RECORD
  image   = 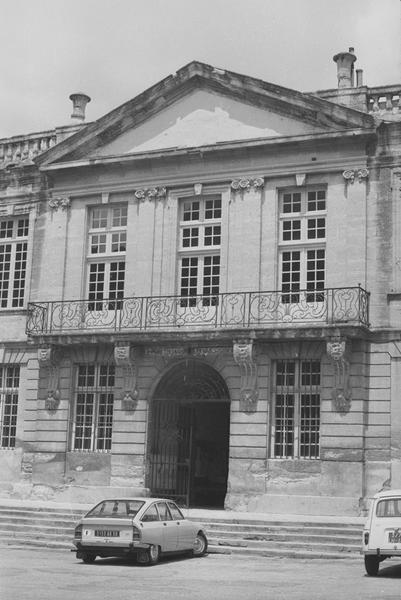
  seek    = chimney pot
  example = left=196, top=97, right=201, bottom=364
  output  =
left=69, top=93, right=91, bottom=121
left=333, top=48, right=357, bottom=89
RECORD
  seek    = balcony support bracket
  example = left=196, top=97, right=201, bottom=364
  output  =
left=233, top=337, right=258, bottom=413
left=114, top=344, right=138, bottom=410
left=326, top=336, right=352, bottom=413
left=38, top=346, right=62, bottom=412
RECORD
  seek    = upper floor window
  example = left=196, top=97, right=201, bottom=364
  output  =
left=0, top=217, right=29, bottom=309
left=178, top=195, right=221, bottom=306
left=278, top=189, right=326, bottom=303
left=87, top=205, right=127, bottom=310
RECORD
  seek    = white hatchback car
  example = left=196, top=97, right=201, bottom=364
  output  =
left=362, top=489, right=401, bottom=575
left=73, top=497, right=208, bottom=565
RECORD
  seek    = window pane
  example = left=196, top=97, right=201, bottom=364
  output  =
left=0, top=244, right=11, bottom=308
left=182, top=200, right=199, bottom=221
left=91, top=208, right=108, bottom=229
left=0, top=366, right=20, bottom=449
left=112, top=206, right=128, bottom=227
left=204, top=197, right=221, bottom=219
left=180, top=257, right=198, bottom=306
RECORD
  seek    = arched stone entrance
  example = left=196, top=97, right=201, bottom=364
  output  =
left=147, top=359, right=230, bottom=508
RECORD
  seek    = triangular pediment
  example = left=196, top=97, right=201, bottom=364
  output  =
left=37, top=61, right=376, bottom=168
left=90, top=89, right=326, bottom=157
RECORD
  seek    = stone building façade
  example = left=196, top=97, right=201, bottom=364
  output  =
left=0, top=49, right=401, bottom=515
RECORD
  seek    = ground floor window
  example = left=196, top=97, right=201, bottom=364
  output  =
left=272, top=359, right=320, bottom=459
left=0, top=365, right=20, bottom=448
left=72, top=364, right=115, bottom=451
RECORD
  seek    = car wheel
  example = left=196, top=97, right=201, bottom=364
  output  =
left=138, top=545, right=160, bottom=566
left=364, top=555, right=380, bottom=576
left=148, top=544, right=160, bottom=565
left=81, top=553, right=96, bottom=564
left=193, top=532, right=208, bottom=557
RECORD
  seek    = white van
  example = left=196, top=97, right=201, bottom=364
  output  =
left=362, top=489, right=401, bottom=575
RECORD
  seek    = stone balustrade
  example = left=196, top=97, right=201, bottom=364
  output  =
left=0, top=123, right=87, bottom=168
left=368, top=86, right=401, bottom=117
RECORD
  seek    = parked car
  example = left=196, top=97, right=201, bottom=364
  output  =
left=72, top=497, right=208, bottom=565
left=362, top=489, right=401, bottom=575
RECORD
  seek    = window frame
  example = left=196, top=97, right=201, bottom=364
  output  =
left=86, top=205, right=127, bottom=310
left=271, top=359, right=321, bottom=460
left=178, top=194, right=222, bottom=305
left=0, top=216, right=29, bottom=310
left=278, top=188, right=327, bottom=302
left=0, top=365, right=20, bottom=449
left=71, top=363, right=115, bottom=452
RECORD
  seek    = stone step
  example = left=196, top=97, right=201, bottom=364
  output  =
left=206, top=529, right=360, bottom=545
left=202, top=522, right=362, bottom=537
left=0, top=504, right=363, bottom=559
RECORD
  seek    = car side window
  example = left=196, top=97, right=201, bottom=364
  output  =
left=157, top=502, right=173, bottom=521
left=168, top=502, right=184, bottom=520
left=141, top=504, right=160, bottom=522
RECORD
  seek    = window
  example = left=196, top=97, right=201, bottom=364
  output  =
left=272, top=359, right=320, bottom=459
left=72, top=364, right=115, bottom=451
left=0, top=366, right=20, bottom=448
left=178, top=195, right=221, bottom=306
left=279, top=190, right=326, bottom=303
left=0, top=217, right=29, bottom=309
left=141, top=504, right=160, bottom=522
left=87, top=206, right=127, bottom=310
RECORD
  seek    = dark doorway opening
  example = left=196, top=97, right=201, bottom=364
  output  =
left=147, top=359, right=230, bottom=508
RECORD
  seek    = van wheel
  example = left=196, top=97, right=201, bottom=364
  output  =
left=364, top=555, right=380, bottom=576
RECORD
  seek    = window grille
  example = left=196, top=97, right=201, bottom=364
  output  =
left=0, top=366, right=20, bottom=448
left=72, top=364, right=115, bottom=451
left=0, top=217, right=29, bottom=309
left=272, top=359, right=320, bottom=459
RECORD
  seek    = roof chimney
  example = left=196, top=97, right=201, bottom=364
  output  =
left=333, top=47, right=357, bottom=88
left=69, top=93, right=91, bottom=121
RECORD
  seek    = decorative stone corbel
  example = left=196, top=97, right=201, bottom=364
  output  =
left=48, top=196, right=71, bottom=211
left=134, top=187, right=167, bottom=201
left=342, top=168, right=369, bottom=184
left=114, top=344, right=138, bottom=410
left=233, top=338, right=258, bottom=413
left=231, top=177, right=264, bottom=192
left=38, top=347, right=61, bottom=411
left=326, top=337, right=351, bottom=413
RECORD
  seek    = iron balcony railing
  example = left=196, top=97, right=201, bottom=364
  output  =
left=26, top=286, right=369, bottom=336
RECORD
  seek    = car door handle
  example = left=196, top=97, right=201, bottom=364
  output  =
left=163, top=522, right=167, bottom=526
left=177, top=522, right=180, bottom=525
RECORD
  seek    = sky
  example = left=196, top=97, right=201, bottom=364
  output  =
left=0, top=0, right=400, bottom=139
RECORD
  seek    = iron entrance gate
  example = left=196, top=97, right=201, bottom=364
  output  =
left=147, top=400, right=194, bottom=507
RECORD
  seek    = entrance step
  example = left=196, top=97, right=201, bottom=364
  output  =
left=0, top=503, right=364, bottom=559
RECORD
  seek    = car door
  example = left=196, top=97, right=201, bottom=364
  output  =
left=168, top=501, right=195, bottom=551
left=156, top=501, right=179, bottom=551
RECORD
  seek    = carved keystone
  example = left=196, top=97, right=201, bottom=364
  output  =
left=114, top=344, right=138, bottom=410
left=233, top=338, right=258, bottom=413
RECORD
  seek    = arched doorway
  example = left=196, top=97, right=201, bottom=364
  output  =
left=147, top=359, right=230, bottom=508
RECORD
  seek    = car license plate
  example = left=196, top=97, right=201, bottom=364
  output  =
left=95, top=530, right=120, bottom=537
left=388, top=529, right=401, bottom=543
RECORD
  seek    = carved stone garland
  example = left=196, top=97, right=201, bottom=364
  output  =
left=38, top=347, right=61, bottom=411
left=48, top=196, right=71, bottom=211
left=326, top=338, right=351, bottom=413
left=342, top=168, right=369, bottom=184
left=233, top=338, right=258, bottom=413
left=231, top=177, right=264, bottom=192
left=134, top=187, right=167, bottom=201
left=114, top=344, right=138, bottom=410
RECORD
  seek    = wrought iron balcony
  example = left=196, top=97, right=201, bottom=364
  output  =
left=26, top=287, right=369, bottom=336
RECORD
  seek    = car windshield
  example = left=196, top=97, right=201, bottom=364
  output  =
left=376, top=498, right=401, bottom=517
left=85, top=500, right=145, bottom=518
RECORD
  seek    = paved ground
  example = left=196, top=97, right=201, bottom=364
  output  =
left=1, top=545, right=400, bottom=600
